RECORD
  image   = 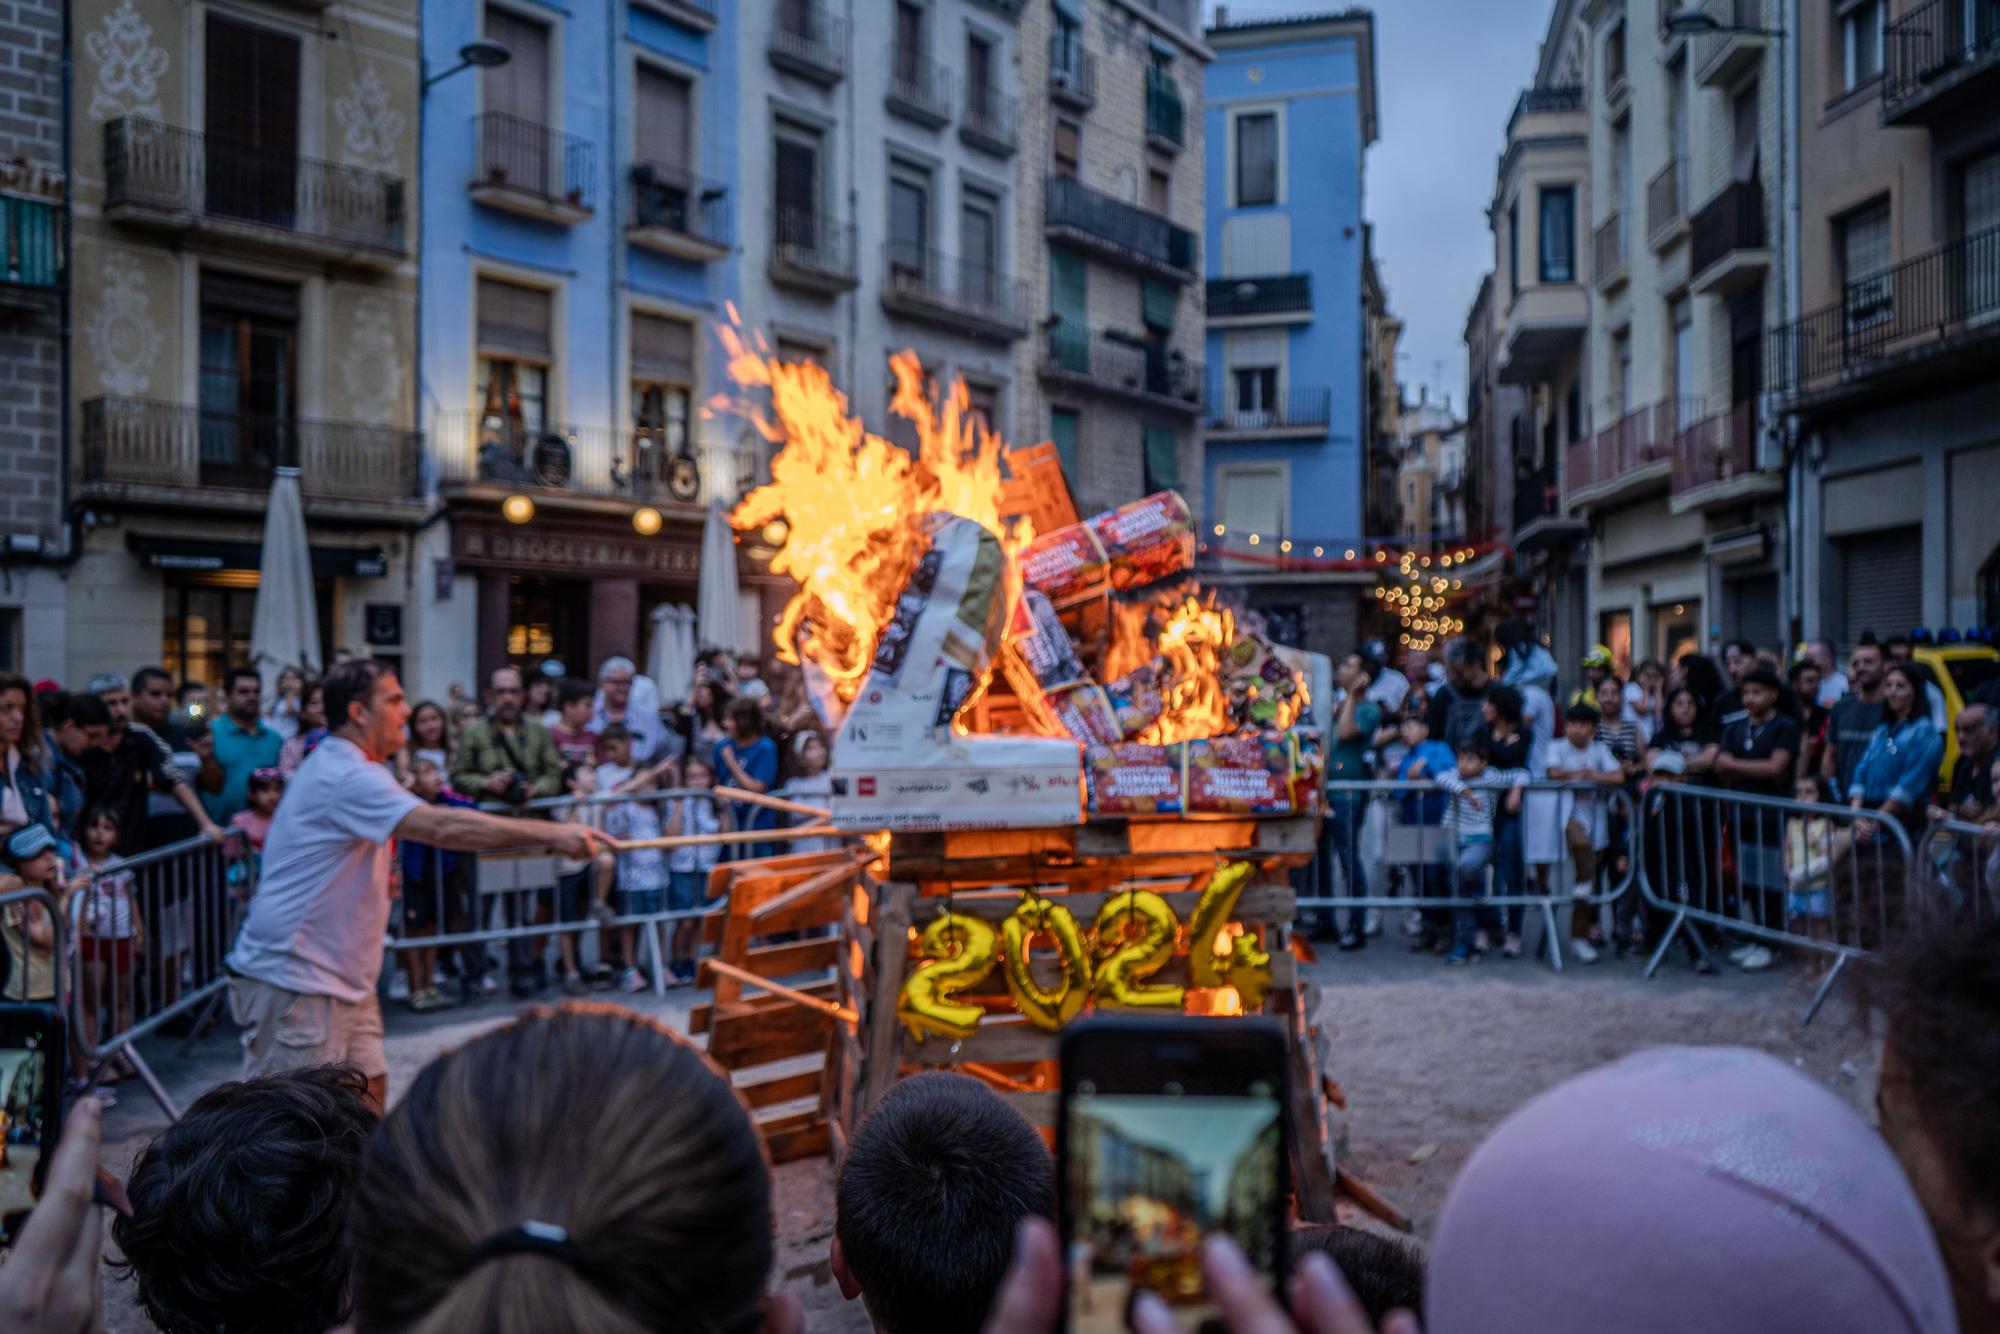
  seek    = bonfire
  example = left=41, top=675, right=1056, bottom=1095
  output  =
left=716, top=326, right=1318, bottom=832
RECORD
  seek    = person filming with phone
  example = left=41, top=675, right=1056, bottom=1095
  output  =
left=226, top=661, right=604, bottom=1112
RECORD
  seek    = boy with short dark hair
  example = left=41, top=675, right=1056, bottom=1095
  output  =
left=113, top=1066, right=377, bottom=1334
left=1544, top=703, right=1625, bottom=963
left=550, top=677, right=600, bottom=766
left=1394, top=705, right=1457, bottom=953
left=1435, top=732, right=1530, bottom=965
left=397, top=757, right=476, bottom=1012
left=833, top=1072, right=1053, bottom=1334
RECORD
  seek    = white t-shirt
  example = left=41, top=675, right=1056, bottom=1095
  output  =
left=1548, top=736, right=1618, bottom=850
left=226, top=736, right=420, bottom=1003
left=1365, top=670, right=1410, bottom=713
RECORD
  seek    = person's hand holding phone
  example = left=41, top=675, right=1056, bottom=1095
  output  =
left=0, top=1096, right=104, bottom=1334
left=981, top=1220, right=1422, bottom=1334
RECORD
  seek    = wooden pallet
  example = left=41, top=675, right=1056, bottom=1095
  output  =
left=838, top=819, right=1339, bottom=1222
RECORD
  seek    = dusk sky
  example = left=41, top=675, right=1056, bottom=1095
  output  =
left=1204, top=0, right=1552, bottom=413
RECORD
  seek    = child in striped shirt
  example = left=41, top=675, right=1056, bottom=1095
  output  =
left=1434, top=733, right=1532, bottom=965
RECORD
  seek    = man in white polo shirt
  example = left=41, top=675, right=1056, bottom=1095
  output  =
left=227, top=659, right=605, bottom=1110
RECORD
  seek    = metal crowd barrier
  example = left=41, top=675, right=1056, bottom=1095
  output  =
left=1911, top=816, right=2000, bottom=927
left=389, top=785, right=841, bottom=998
left=1635, top=785, right=1916, bottom=1023
left=1303, top=780, right=1640, bottom=971
left=63, top=830, right=251, bottom=1117
left=2, top=885, right=66, bottom=1007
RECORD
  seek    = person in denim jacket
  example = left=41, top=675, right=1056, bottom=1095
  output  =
left=1848, top=663, right=1945, bottom=843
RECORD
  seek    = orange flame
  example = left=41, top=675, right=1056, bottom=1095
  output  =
left=1141, top=597, right=1237, bottom=745
left=719, top=321, right=1031, bottom=701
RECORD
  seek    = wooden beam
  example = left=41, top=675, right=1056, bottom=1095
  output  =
left=705, top=960, right=858, bottom=1026
left=715, top=785, right=834, bottom=820
left=750, top=861, right=863, bottom=922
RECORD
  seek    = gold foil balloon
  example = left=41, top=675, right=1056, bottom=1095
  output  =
left=1186, top=861, right=1272, bottom=1011
left=1000, top=892, right=1092, bottom=1031
left=1090, top=890, right=1186, bottom=1011
left=898, top=912, right=999, bottom=1043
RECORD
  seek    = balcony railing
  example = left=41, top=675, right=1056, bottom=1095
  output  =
left=650, top=0, right=718, bottom=26
left=1041, top=324, right=1203, bottom=413
left=1671, top=400, right=1759, bottom=494
left=1506, top=85, right=1583, bottom=135
left=968, top=0, right=1027, bottom=18
left=768, top=207, right=858, bottom=290
left=1647, top=157, right=1687, bottom=244
left=1206, top=385, right=1330, bottom=434
left=886, top=48, right=954, bottom=127
left=1049, top=37, right=1098, bottom=107
left=1566, top=398, right=1703, bottom=494
left=472, top=112, right=596, bottom=213
left=1771, top=224, right=2000, bottom=398
left=1594, top=211, right=1628, bottom=287
left=0, top=196, right=60, bottom=288
left=1045, top=175, right=1196, bottom=279
left=103, top=119, right=405, bottom=255
left=1690, top=177, right=1765, bottom=276
left=880, top=242, right=1030, bottom=339
left=1206, top=272, right=1311, bottom=318
left=629, top=162, right=731, bottom=254
left=433, top=411, right=766, bottom=507
left=80, top=397, right=421, bottom=505
left=1512, top=466, right=1563, bottom=531
left=1145, top=66, right=1184, bottom=147
left=1884, top=0, right=2000, bottom=116
left=961, top=85, right=1019, bottom=156
left=768, top=2, right=847, bottom=83
left=1127, top=0, right=1196, bottom=32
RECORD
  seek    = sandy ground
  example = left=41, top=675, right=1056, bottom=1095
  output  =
left=86, top=933, right=1882, bottom=1333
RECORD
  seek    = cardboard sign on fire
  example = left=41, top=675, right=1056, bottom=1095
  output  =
left=828, top=514, right=1084, bottom=831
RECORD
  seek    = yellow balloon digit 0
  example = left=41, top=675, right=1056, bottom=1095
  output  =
left=999, top=892, right=1092, bottom=1031
left=1090, top=890, right=1186, bottom=1011
left=1185, top=861, right=1272, bottom=1010
left=897, top=912, right=999, bottom=1043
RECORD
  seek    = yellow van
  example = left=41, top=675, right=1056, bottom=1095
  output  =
left=1914, top=642, right=2000, bottom=782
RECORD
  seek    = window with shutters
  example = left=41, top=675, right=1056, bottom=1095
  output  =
left=485, top=8, right=551, bottom=125
left=961, top=189, right=1000, bottom=304
left=1840, top=0, right=1883, bottom=90
left=1049, top=249, right=1086, bottom=371
left=198, top=271, right=299, bottom=489
left=967, top=32, right=995, bottom=122
left=631, top=311, right=694, bottom=495
left=1507, top=201, right=1520, bottom=295
left=1840, top=199, right=1893, bottom=329
left=1148, top=167, right=1171, bottom=215
left=1234, top=112, right=1277, bottom=207
left=1050, top=408, right=1080, bottom=480
left=475, top=277, right=553, bottom=475
left=1671, top=298, right=1695, bottom=427
left=1052, top=117, right=1081, bottom=178
left=1218, top=463, right=1285, bottom=540
left=888, top=165, right=931, bottom=280
left=1143, top=425, right=1181, bottom=494
left=1538, top=185, right=1576, bottom=283
left=773, top=122, right=824, bottom=253
left=1840, top=528, right=1921, bottom=650
left=964, top=381, right=1001, bottom=438
left=1957, top=149, right=2000, bottom=240
left=203, top=15, right=301, bottom=229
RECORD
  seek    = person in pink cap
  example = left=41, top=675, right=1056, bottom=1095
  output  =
left=1426, top=1045, right=1959, bottom=1334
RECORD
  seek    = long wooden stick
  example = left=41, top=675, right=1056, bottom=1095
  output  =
left=714, top=785, right=833, bottom=820
left=611, top=824, right=858, bottom=853
left=703, top=959, right=859, bottom=1027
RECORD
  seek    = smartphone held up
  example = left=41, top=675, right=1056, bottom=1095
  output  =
left=1058, top=1017, right=1289, bottom=1334
left=0, top=1001, right=66, bottom=1254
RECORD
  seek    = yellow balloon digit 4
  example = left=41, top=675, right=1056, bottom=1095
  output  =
left=1185, top=861, right=1273, bottom=1011
left=1089, top=889, right=1187, bottom=1011
left=999, top=891, right=1092, bottom=1032
left=897, top=912, right=999, bottom=1043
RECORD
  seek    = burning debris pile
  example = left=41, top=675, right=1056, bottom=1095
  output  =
left=722, top=334, right=1319, bottom=832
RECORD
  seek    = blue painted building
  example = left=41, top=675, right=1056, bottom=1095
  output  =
left=1199, top=10, right=1378, bottom=657
left=413, top=0, right=745, bottom=698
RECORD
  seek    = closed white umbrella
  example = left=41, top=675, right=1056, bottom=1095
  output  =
left=648, top=602, right=696, bottom=703
left=697, top=502, right=742, bottom=655
left=249, top=466, right=322, bottom=695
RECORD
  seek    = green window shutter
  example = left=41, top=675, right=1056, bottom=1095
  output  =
left=1141, top=278, right=1176, bottom=332
left=1051, top=409, right=1080, bottom=480
left=1143, top=425, right=1180, bottom=494
left=1050, top=248, right=1086, bottom=323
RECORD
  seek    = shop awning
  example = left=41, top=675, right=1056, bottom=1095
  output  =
left=126, top=533, right=388, bottom=580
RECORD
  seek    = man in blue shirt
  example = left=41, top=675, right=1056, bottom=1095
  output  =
left=197, top=667, right=284, bottom=822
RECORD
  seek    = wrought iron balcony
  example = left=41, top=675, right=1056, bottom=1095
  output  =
left=961, top=86, right=1019, bottom=157
left=0, top=196, right=60, bottom=290
left=1566, top=399, right=1703, bottom=500
left=1669, top=400, right=1774, bottom=507
left=432, top=411, right=766, bottom=508
left=1884, top=0, right=2000, bottom=123
left=769, top=2, right=846, bottom=84
left=1206, top=272, right=1311, bottom=319
left=1593, top=211, right=1628, bottom=290
left=886, top=49, right=954, bottom=128
left=1205, top=385, right=1330, bottom=437
left=102, top=119, right=405, bottom=263
left=1039, top=324, right=1202, bottom=416
left=470, top=112, right=596, bottom=223
left=627, top=163, right=731, bottom=260
left=1049, top=37, right=1097, bottom=108
left=647, top=0, right=718, bottom=29
left=1647, top=157, right=1687, bottom=247
left=79, top=397, right=421, bottom=509
left=1689, top=178, right=1768, bottom=296
left=1146, top=66, right=1185, bottom=149
left=1770, top=224, right=2000, bottom=402
left=1506, top=86, right=1583, bottom=137
left=1044, top=175, right=1196, bottom=282
left=1690, top=0, right=1770, bottom=88
left=879, top=243, right=1030, bottom=342
left=767, top=207, right=858, bottom=293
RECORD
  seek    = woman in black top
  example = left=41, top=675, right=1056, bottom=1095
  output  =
left=1483, top=685, right=1532, bottom=956
left=1647, top=686, right=1722, bottom=784
left=1642, top=685, right=1724, bottom=966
